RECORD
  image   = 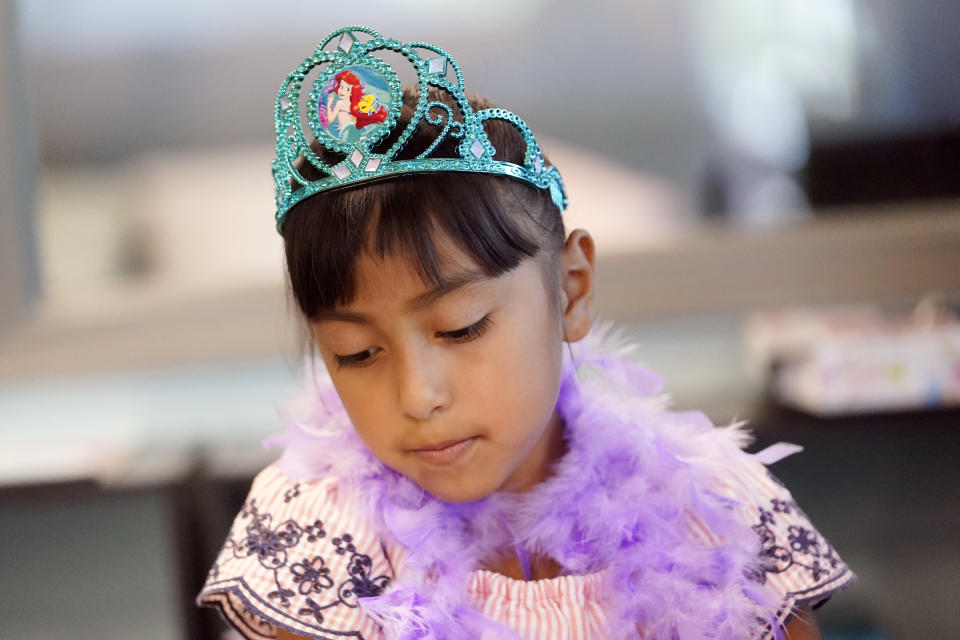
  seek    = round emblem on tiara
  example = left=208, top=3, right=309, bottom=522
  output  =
left=316, top=65, right=392, bottom=145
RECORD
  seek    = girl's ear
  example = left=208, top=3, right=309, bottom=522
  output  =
left=559, top=229, right=596, bottom=343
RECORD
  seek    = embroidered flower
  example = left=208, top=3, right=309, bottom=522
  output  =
left=290, top=556, right=334, bottom=595
left=283, top=484, right=301, bottom=503
left=221, top=499, right=392, bottom=621
left=753, top=523, right=791, bottom=577
left=234, top=505, right=303, bottom=569
left=823, top=545, right=842, bottom=569
left=787, top=525, right=819, bottom=555
left=751, top=506, right=847, bottom=590
left=332, top=533, right=356, bottom=555
left=771, top=498, right=794, bottom=514
left=305, top=519, right=327, bottom=543
left=808, top=559, right=828, bottom=581
left=338, top=552, right=390, bottom=604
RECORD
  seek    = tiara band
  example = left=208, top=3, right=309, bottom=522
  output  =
left=272, top=25, right=568, bottom=230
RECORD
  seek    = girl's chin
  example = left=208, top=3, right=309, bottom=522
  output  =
left=429, top=488, right=497, bottom=504
left=417, top=474, right=503, bottom=504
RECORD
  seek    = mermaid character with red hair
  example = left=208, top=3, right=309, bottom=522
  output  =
left=323, top=69, right=388, bottom=141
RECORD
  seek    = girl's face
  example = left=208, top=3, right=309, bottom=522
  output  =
left=310, top=234, right=570, bottom=503
left=337, top=79, right=352, bottom=99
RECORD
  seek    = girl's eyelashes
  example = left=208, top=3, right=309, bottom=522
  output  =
left=332, top=316, right=492, bottom=368
left=437, top=315, right=492, bottom=343
left=334, top=346, right=381, bottom=369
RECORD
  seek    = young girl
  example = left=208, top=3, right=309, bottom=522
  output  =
left=198, top=26, right=853, bottom=639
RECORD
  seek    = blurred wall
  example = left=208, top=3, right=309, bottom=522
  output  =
left=0, top=0, right=40, bottom=337
left=19, top=0, right=960, bottom=204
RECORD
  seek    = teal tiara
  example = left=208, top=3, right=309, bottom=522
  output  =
left=272, top=25, right=568, bottom=230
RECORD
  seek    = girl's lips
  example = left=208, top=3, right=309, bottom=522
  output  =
left=410, top=437, right=476, bottom=466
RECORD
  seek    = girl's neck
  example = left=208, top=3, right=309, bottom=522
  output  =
left=481, top=410, right=569, bottom=581
left=481, top=550, right=564, bottom=581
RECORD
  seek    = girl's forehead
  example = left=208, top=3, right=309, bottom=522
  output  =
left=351, top=245, right=489, bottom=303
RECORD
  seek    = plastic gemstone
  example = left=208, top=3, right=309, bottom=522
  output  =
left=350, top=150, right=364, bottom=166
left=338, top=32, right=355, bottom=53
left=365, top=157, right=381, bottom=172
left=428, top=56, right=446, bottom=75
left=333, top=165, right=350, bottom=179
left=534, top=156, right=542, bottom=173
left=470, top=140, right=484, bottom=158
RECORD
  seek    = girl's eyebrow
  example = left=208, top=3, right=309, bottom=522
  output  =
left=314, top=268, right=489, bottom=324
left=408, top=268, right=488, bottom=310
left=314, top=310, right=370, bottom=324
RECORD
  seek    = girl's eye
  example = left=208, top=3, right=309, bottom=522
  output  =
left=334, top=347, right=380, bottom=369
left=437, top=315, right=492, bottom=343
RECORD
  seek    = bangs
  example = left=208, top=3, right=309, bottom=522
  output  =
left=282, top=171, right=553, bottom=320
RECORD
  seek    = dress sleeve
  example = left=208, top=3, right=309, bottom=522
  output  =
left=198, top=464, right=395, bottom=640
left=699, top=450, right=856, bottom=636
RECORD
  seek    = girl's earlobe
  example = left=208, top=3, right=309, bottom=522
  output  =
left=560, top=229, right=596, bottom=343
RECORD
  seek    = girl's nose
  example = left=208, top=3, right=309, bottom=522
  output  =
left=396, top=346, right=451, bottom=421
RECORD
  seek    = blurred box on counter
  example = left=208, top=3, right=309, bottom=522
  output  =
left=745, top=297, right=960, bottom=416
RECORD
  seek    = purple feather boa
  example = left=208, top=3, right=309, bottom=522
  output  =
left=266, top=326, right=783, bottom=639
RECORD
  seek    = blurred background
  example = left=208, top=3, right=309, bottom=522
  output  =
left=1, top=1, right=958, bottom=638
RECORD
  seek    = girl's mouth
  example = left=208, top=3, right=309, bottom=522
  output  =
left=410, top=437, right=477, bottom=466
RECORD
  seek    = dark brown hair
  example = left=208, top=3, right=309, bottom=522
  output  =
left=281, top=88, right=566, bottom=322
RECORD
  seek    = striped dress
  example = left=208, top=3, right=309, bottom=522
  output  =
left=199, top=454, right=853, bottom=640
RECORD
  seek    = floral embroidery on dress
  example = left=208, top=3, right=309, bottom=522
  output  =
left=290, top=556, right=335, bottom=594
left=751, top=497, right=843, bottom=589
left=233, top=499, right=303, bottom=569
left=284, top=483, right=302, bottom=503
left=305, top=519, right=327, bottom=543
left=217, top=498, right=391, bottom=624
left=340, top=552, right=391, bottom=601
left=333, top=534, right=356, bottom=555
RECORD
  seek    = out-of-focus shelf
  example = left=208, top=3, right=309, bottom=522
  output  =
left=597, top=200, right=960, bottom=320
left=0, top=281, right=298, bottom=381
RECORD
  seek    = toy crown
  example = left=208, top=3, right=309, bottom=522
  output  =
left=272, top=25, right=567, bottom=230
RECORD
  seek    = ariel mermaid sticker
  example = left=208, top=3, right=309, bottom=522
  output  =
left=318, top=67, right=389, bottom=143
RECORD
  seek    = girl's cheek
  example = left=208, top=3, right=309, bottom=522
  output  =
left=342, top=376, right=390, bottom=424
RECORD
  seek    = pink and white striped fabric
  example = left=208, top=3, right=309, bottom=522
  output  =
left=199, top=459, right=852, bottom=639
left=467, top=570, right=609, bottom=638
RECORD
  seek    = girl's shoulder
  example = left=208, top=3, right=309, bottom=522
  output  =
left=691, top=447, right=856, bottom=628
left=198, top=464, right=396, bottom=640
